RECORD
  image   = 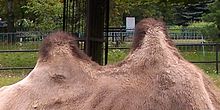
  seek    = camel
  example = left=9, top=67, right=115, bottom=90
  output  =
left=0, top=18, right=220, bottom=110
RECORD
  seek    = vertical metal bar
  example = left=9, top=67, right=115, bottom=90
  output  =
left=66, top=0, right=68, bottom=31
left=78, top=0, right=81, bottom=35
left=75, top=0, right=77, bottom=33
left=62, top=0, right=66, bottom=31
left=68, top=0, right=71, bottom=32
left=105, top=0, right=109, bottom=65
left=81, top=0, right=84, bottom=35
left=86, top=0, right=105, bottom=64
left=216, top=44, right=219, bottom=74
left=83, top=0, right=87, bottom=51
left=71, top=0, right=75, bottom=34
left=86, top=0, right=91, bottom=55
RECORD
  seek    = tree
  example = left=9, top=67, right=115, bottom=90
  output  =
left=7, top=0, right=15, bottom=32
left=23, top=0, right=63, bottom=31
left=203, top=0, right=220, bottom=38
left=174, top=0, right=214, bottom=25
left=0, top=0, right=29, bottom=32
left=109, top=0, right=210, bottom=27
left=0, top=0, right=7, bottom=20
left=110, top=0, right=171, bottom=26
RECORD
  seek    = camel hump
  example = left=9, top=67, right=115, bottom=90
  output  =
left=39, top=31, right=90, bottom=62
left=135, top=18, right=165, bottom=35
left=132, top=18, right=167, bottom=51
left=42, top=31, right=76, bottom=46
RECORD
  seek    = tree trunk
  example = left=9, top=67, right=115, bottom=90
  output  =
left=7, top=0, right=15, bottom=43
left=7, top=0, right=15, bottom=32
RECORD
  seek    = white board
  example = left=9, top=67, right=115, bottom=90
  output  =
left=126, top=17, right=135, bottom=32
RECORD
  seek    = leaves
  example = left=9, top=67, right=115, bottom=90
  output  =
left=23, top=0, right=63, bottom=30
left=203, top=0, right=220, bottom=38
left=203, top=0, right=220, bottom=24
left=110, top=0, right=215, bottom=26
left=0, top=0, right=63, bottom=31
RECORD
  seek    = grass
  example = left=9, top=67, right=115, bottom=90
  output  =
left=108, top=49, right=129, bottom=64
left=0, top=42, right=39, bottom=87
left=1, top=41, right=220, bottom=87
left=0, top=52, right=38, bottom=67
left=173, top=39, right=205, bottom=44
left=0, top=42, right=40, bottom=50
left=0, top=70, right=30, bottom=87
left=209, top=74, right=220, bottom=88
left=0, top=77, right=23, bottom=87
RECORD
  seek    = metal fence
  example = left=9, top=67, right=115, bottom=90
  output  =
left=0, top=32, right=43, bottom=71
left=108, top=43, right=220, bottom=74
left=0, top=31, right=219, bottom=74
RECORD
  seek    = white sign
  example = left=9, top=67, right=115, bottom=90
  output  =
left=126, top=17, right=135, bottom=31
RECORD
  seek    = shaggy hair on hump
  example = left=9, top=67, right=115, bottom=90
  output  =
left=132, top=18, right=174, bottom=51
left=39, top=31, right=90, bottom=61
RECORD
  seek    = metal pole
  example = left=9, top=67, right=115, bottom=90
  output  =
left=105, top=0, right=109, bottom=65
left=86, top=0, right=105, bottom=65
left=216, top=44, right=219, bottom=74
left=62, top=0, right=66, bottom=31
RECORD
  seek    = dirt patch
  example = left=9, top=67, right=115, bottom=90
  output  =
left=0, top=18, right=220, bottom=110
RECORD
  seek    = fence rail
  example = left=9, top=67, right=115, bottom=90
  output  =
left=108, top=43, right=220, bottom=74
left=0, top=31, right=218, bottom=74
left=1, top=43, right=220, bottom=74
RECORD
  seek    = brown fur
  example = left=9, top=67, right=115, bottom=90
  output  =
left=39, top=31, right=91, bottom=62
left=0, top=18, right=220, bottom=110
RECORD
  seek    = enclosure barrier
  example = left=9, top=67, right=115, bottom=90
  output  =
left=0, top=43, right=220, bottom=74
left=0, top=30, right=218, bottom=74
left=108, top=43, right=220, bottom=74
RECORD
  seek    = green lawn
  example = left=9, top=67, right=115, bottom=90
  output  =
left=0, top=42, right=40, bottom=50
left=0, top=52, right=37, bottom=67
left=173, top=39, right=205, bottom=44
left=0, top=42, right=39, bottom=87
left=0, top=70, right=30, bottom=87
left=0, top=77, right=23, bottom=87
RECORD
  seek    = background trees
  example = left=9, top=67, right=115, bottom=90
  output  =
left=23, top=0, right=63, bottom=30
left=0, top=0, right=219, bottom=37
left=0, top=0, right=63, bottom=31
left=110, top=0, right=215, bottom=26
left=203, top=0, right=220, bottom=38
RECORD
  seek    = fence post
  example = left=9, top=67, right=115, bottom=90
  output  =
left=104, top=0, right=109, bottom=65
left=216, top=44, right=219, bottom=74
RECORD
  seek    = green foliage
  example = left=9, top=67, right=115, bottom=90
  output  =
left=203, top=0, right=220, bottom=38
left=110, top=0, right=175, bottom=26
left=15, top=19, right=35, bottom=30
left=203, top=0, right=220, bottom=25
left=0, top=0, right=7, bottom=19
left=187, top=22, right=219, bottom=40
left=0, top=0, right=27, bottom=20
left=168, top=25, right=183, bottom=34
left=108, top=49, right=128, bottom=64
left=0, top=0, right=63, bottom=31
left=110, top=0, right=214, bottom=26
left=173, top=0, right=214, bottom=25
left=0, top=0, right=217, bottom=30
left=23, top=0, right=63, bottom=30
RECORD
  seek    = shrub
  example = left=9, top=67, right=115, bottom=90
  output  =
left=187, top=22, right=219, bottom=41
